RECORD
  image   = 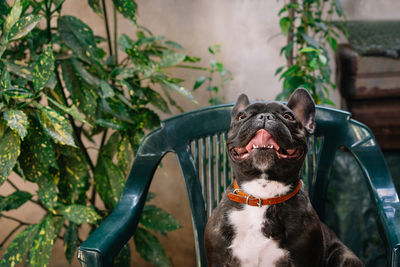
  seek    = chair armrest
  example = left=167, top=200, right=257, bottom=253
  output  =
left=350, top=138, right=400, bottom=267
left=77, top=129, right=168, bottom=267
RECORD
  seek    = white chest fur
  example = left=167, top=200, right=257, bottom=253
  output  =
left=228, top=178, right=290, bottom=266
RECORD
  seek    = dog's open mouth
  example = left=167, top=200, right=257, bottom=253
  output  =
left=230, top=129, right=302, bottom=160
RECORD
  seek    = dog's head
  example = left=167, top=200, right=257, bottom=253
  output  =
left=227, top=88, right=315, bottom=185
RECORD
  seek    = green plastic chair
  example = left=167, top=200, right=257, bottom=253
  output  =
left=77, top=104, right=400, bottom=267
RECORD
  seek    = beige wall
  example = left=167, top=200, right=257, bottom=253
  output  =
left=1, top=0, right=399, bottom=266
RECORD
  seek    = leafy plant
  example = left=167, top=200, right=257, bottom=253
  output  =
left=276, top=0, right=345, bottom=105
left=193, top=44, right=233, bottom=105
left=0, top=0, right=230, bottom=266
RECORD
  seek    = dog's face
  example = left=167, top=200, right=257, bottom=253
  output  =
left=227, top=88, right=316, bottom=185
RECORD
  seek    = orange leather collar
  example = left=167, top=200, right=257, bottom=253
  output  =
left=227, top=179, right=302, bottom=207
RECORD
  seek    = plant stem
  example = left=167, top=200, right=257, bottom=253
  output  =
left=113, top=6, right=119, bottom=65
left=287, top=0, right=297, bottom=67
left=102, top=0, right=113, bottom=57
left=0, top=224, right=23, bottom=248
left=1, top=214, right=29, bottom=225
left=6, top=179, right=19, bottom=191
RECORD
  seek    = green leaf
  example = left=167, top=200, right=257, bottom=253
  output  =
left=1, top=68, right=11, bottom=89
left=58, top=16, right=102, bottom=65
left=140, top=205, right=181, bottom=234
left=112, top=0, right=137, bottom=23
left=102, top=131, right=120, bottom=159
left=4, top=59, right=33, bottom=81
left=33, top=45, right=55, bottom=92
left=113, top=244, right=131, bottom=267
left=3, top=109, right=28, bottom=139
left=279, top=17, right=291, bottom=35
left=28, top=215, right=64, bottom=267
left=160, top=80, right=198, bottom=104
left=299, top=47, right=319, bottom=53
left=158, top=50, right=186, bottom=68
left=193, top=76, right=207, bottom=90
left=58, top=148, right=90, bottom=204
left=0, top=128, right=21, bottom=186
left=275, top=66, right=285, bottom=76
left=88, top=0, right=102, bottom=15
left=279, top=65, right=299, bottom=80
left=0, top=191, right=32, bottom=212
left=3, top=85, right=34, bottom=99
left=100, top=80, right=115, bottom=98
left=335, top=0, right=344, bottom=17
left=134, top=227, right=171, bottom=267
left=71, top=57, right=100, bottom=86
left=37, top=173, right=59, bottom=211
left=8, top=14, right=43, bottom=41
left=46, top=97, right=92, bottom=126
left=0, top=224, right=39, bottom=267
left=94, top=155, right=125, bottom=209
left=301, top=33, right=320, bottom=48
left=64, top=223, right=79, bottom=264
left=319, top=54, right=328, bottom=65
left=37, top=105, right=76, bottom=147
left=18, top=115, right=58, bottom=183
left=4, top=0, right=22, bottom=34
left=327, top=35, right=338, bottom=51
left=144, top=87, right=170, bottom=114
left=117, top=135, right=134, bottom=175
left=60, top=60, right=98, bottom=118
left=283, top=76, right=305, bottom=91
left=62, top=204, right=100, bottom=224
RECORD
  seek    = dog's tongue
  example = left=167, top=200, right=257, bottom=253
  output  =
left=245, top=129, right=280, bottom=153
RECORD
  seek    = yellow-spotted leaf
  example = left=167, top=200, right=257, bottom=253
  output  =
left=112, top=0, right=137, bottom=23
left=3, top=109, right=29, bottom=139
left=0, top=190, right=32, bottom=212
left=28, top=215, right=64, bottom=267
left=33, top=45, right=55, bottom=92
left=5, top=59, right=34, bottom=81
left=134, top=227, right=170, bottom=267
left=47, top=97, right=92, bottom=126
left=37, top=105, right=76, bottom=147
left=4, top=0, right=22, bottom=34
left=8, top=14, right=43, bottom=41
left=0, top=128, right=21, bottom=186
left=58, top=16, right=101, bottom=65
left=88, top=0, right=102, bottom=15
left=158, top=50, right=186, bottom=69
left=62, top=204, right=100, bottom=224
left=0, top=224, right=39, bottom=267
left=139, top=205, right=182, bottom=234
left=64, top=223, right=78, bottom=264
left=1, top=68, right=11, bottom=89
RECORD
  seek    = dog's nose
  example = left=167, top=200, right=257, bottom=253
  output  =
left=257, top=113, right=274, bottom=121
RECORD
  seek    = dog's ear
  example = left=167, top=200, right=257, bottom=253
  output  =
left=287, top=88, right=316, bottom=134
left=232, top=94, right=250, bottom=117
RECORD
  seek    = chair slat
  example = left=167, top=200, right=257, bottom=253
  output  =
left=207, top=136, right=214, bottom=217
left=200, top=137, right=207, bottom=210
left=216, top=134, right=222, bottom=204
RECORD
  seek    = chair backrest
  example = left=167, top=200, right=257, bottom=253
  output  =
left=135, top=103, right=397, bottom=266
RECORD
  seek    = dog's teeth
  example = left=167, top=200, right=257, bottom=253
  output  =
left=253, top=144, right=256, bottom=149
left=268, top=145, right=273, bottom=149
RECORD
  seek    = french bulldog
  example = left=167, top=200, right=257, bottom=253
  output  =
left=204, top=88, right=364, bottom=267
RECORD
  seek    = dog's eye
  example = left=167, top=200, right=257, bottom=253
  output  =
left=283, top=113, right=295, bottom=121
left=237, top=114, right=246, bottom=121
